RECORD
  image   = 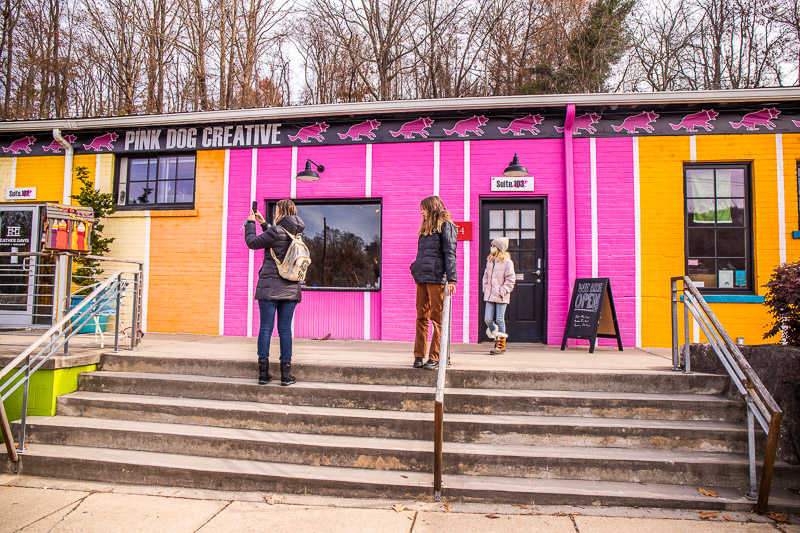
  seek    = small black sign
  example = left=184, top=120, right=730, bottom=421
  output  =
left=561, top=278, right=623, bottom=353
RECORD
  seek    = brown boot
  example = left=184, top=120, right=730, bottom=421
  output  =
left=490, top=333, right=507, bottom=355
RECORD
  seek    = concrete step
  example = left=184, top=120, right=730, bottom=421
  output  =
left=76, top=371, right=744, bottom=421
left=55, top=392, right=750, bottom=452
left=4, top=443, right=800, bottom=513
left=99, top=354, right=730, bottom=394
left=18, top=415, right=800, bottom=488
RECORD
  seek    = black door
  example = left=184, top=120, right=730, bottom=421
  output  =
left=479, top=199, right=546, bottom=343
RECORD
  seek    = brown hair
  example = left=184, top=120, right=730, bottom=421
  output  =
left=274, top=199, right=297, bottom=225
left=418, top=196, right=453, bottom=236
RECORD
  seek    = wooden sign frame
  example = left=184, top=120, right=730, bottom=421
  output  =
left=561, top=278, right=623, bottom=353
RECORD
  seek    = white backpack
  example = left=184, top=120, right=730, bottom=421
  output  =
left=270, top=226, right=312, bottom=282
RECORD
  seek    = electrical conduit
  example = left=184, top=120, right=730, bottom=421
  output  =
left=53, top=128, right=74, bottom=205
left=563, top=104, right=577, bottom=302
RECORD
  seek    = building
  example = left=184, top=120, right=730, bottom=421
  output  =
left=1, top=89, right=798, bottom=348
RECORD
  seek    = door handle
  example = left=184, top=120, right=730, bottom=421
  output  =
left=535, top=269, right=542, bottom=275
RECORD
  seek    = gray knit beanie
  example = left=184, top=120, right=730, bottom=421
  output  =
left=491, top=237, right=509, bottom=253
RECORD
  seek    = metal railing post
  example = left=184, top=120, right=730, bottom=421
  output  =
left=671, top=279, right=679, bottom=370
left=757, top=413, right=783, bottom=512
left=683, top=295, right=691, bottom=373
left=433, top=291, right=452, bottom=502
left=433, top=401, right=443, bottom=501
left=62, top=255, right=73, bottom=356
left=745, top=397, right=757, bottom=500
left=0, top=402, right=18, bottom=463
left=131, top=272, right=139, bottom=349
left=114, top=280, right=121, bottom=353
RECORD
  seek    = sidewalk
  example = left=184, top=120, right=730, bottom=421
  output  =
left=2, top=475, right=797, bottom=533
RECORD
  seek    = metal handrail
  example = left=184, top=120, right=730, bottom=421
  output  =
left=671, top=276, right=782, bottom=513
left=433, top=290, right=453, bottom=502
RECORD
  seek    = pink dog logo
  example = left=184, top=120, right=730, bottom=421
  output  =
left=288, top=123, right=329, bottom=143
left=498, top=115, right=544, bottom=136
left=42, top=134, right=77, bottom=153
left=2, top=136, right=36, bottom=154
left=793, top=120, right=800, bottom=128
left=390, top=118, right=434, bottom=139
left=730, top=108, right=780, bottom=131
left=444, top=116, right=488, bottom=137
left=670, top=110, right=718, bottom=132
left=611, top=111, right=659, bottom=134
left=555, top=113, right=600, bottom=135
left=339, top=119, right=381, bottom=141
left=84, top=132, right=119, bottom=151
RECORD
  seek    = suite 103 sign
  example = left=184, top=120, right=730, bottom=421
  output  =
left=491, top=177, right=534, bottom=192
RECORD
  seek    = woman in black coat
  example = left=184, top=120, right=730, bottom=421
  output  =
left=245, top=199, right=304, bottom=386
left=409, top=195, right=458, bottom=369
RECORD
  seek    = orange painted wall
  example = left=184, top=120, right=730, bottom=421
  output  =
left=146, top=150, right=225, bottom=334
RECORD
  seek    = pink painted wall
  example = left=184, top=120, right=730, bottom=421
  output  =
left=572, top=138, right=636, bottom=347
left=221, top=136, right=637, bottom=347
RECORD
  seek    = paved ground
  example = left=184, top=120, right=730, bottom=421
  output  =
left=1, top=475, right=797, bottom=533
left=113, top=332, right=678, bottom=372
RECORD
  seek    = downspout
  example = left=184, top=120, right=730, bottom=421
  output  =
left=563, top=104, right=577, bottom=301
left=53, top=128, right=74, bottom=205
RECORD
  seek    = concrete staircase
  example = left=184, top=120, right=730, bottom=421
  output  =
left=5, top=353, right=800, bottom=511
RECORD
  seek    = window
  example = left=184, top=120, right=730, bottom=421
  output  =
left=267, top=200, right=382, bottom=290
left=117, top=155, right=196, bottom=208
left=684, top=164, right=752, bottom=291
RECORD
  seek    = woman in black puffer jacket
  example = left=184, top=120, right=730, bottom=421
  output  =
left=409, top=196, right=458, bottom=369
left=245, top=199, right=304, bottom=386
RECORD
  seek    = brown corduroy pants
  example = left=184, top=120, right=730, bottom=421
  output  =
left=414, top=283, right=445, bottom=360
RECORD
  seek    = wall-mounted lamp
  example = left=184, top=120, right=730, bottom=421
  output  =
left=503, top=153, right=529, bottom=177
left=296, top=159, right=325, bottom=181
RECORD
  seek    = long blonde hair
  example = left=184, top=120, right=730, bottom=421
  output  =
left=274, top=199, right=297, bottom=225
left=487, top=250, right=511, bottom=263
left=418, top=196, right=453, bottom=236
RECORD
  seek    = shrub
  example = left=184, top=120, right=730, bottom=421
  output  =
left=763, top=260, right=800, bottom=346
left=70, top=166, right=116, bottom=294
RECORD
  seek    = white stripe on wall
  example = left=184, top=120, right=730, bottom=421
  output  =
left=776, top=134, right=786, bottom=265
left=95, top=154, right=102, bottom=189
left=219, top=149, right=230, bottom=335
left=689, top=135, right=697, bottom=162
left=463, top=140, right=470, bottom=344
left=142, top=213, right=151, bottom=332
left=590, top=137, right=598, bottom=277
left=633, top=137, right=642, bottom=348
left=290, top=146, right=298, bottom=199
left=366, top=143, right=373, bottom=198
left=10, top=157, right=16, bottom=188
left=247, top=148, right=258, bottom=337
left=364, top=292, right=371, bottom=340
left=693, top=317, right=700, bottom=343
left=433, top=141, right=440, bottom=196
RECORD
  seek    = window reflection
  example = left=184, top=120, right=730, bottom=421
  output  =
left=275, top=202, right=382, bottom=289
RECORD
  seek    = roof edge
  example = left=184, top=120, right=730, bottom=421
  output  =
left=1, top=88, right=799, bottom=132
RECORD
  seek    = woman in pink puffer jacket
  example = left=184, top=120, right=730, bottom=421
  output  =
left=482, top=237, right=516, bottom=355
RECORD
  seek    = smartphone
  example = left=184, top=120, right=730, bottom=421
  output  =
left=251, top=201, right=258, bottom=214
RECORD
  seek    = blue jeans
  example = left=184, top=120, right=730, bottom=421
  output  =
left=257, top=299, right=297, bottom=362
left=484, top=302, right=508, bottom=334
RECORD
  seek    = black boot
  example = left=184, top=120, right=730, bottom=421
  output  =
left=258, top=361, right=272, bottom=384
left=280, top=361, right=296, bottom=386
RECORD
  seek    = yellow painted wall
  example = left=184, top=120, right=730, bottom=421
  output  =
left=146, top=150, right=225, bottom=334
left=13, top=156, right=64, bottom=202
left=640, top=134, right=799, bottom=347
left=0, top=158, right=13, bottom=192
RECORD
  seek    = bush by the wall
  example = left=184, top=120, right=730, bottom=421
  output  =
left=763, top=261, right=800, bottom=347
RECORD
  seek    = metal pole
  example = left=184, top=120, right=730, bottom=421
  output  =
left=433, top=401, right=443, bottom=501
left=114, top=280, right=121, bottom=353
left=62, top=255, right=73, bottom=356
left=671, top=280, right=679, bottom=370
left=683, top=296, right=691, bottom=374
left=17, top=353, right=31, bottom=453
left=131, top=272, right=139, bottom=349
left=745, top=398, right=757, bottom=500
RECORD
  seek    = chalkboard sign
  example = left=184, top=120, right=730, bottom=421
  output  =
left=561, top=278, right=623, bottom=353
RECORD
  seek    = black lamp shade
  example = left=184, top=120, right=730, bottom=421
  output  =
left=296, top=159, right=324, bottom=181
left=503, top=153, right=529, bottom=177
